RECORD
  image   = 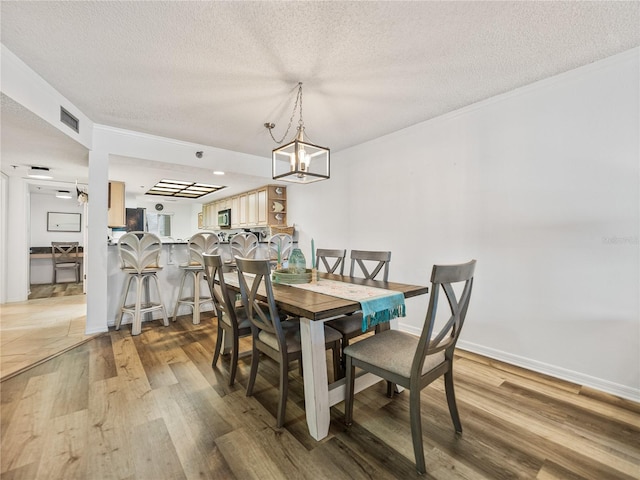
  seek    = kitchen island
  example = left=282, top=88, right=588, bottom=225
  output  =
left=106, top=239, right=276, bottom=326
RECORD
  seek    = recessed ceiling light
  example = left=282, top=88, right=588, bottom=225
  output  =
left=55, top=190, right=72, bottom=199
left=213, top=171, right=225, bottom=175
left=28, top=166, right=53, bottom=179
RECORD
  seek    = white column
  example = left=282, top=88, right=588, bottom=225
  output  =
left=85, top=151, right=109, bottom=334
left=4, top=175, right=29, bottom=302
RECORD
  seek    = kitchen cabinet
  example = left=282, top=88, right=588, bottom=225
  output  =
left=203, top=185, right=287, bottom=229
left=257, top=188, right=268, bottom=225
left=247, top=191, right=258, bottom=225
left=108, top=181, right=125, bottom=227
left=231, top=196, right=240, bottom=228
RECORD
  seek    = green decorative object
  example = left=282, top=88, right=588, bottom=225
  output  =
left=288, top=248, right=306, bottom=274
left=272, top=268, right=312, bottom=284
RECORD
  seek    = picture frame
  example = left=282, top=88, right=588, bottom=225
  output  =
left=47, top=212, right=81, bottom=232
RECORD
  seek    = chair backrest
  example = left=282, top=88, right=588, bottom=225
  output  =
left=235, top=257, right=283, bottom=343
left=231, top=232, right=259, bottom=259
left=350, top=250, right=391, bottom=281
left=187, top=231, right=220, bottom=266
left=268, top=233, right=293, bottom=262
left=51, top=242, right=80, bottom=265
left=316, top=248, right=347, bottom=275
left=117, top=231, right=162, bottom=273
left=413, top=260, right=476, bottom=375
left=203, top=254, right=239, bottom=328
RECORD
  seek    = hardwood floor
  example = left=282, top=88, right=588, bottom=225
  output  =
left=28, top=283, right=84, bottom=300
left=0, top=292, right=93, bottom=380
left=1, top=314, right=638, bottom=479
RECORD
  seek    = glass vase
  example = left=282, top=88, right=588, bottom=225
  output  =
left=288, top=248, right=306, bottom=274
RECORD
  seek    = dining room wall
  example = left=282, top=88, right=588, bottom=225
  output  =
left=290, top=48, right=639, bottom=400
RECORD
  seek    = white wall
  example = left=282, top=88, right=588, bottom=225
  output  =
left=298, top=49, right=640, bottom=400
left=30, top=193, right=84, bottom=246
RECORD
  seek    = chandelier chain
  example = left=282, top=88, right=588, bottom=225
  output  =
left=268, top=82, right=304, bottom=144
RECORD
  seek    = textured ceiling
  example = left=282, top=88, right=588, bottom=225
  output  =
left=1, top=1, right=639, bottom=195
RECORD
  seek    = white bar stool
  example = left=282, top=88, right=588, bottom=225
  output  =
left=173, top=231, right=219, bottom=324
left=116, top=231, right=169, bottom=336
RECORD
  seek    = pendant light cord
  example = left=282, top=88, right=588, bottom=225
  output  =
left=267, top=82, right=305, bottom=144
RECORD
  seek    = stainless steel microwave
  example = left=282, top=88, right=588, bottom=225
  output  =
left=217, top=209, right=231, bottom=228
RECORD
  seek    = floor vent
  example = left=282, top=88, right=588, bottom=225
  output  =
left=60, top=106, right=79, bottom=133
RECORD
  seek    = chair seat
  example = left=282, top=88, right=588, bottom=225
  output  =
left=344, top=330, right=445, bottom=378
left=219, top=306, right=252, bottom=330
left=122, top=266, right=162, bottom=274
left=258, top=323, right=342, bottom=353
left=326, top=312, right=364, bottom=335
left=179, top=261, right=203, bottom=269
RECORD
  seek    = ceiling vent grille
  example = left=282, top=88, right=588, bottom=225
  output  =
left=60, top=106, right=79, bottom=133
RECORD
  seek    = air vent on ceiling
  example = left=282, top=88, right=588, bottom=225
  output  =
left=60, top=106, right=79, bottom=133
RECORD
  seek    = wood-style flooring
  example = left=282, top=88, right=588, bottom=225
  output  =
left=0, top=290, right=92, bottom=381
left=1, top=313, right=638, bottom=479
left=28, top=283, right=84, bottom=300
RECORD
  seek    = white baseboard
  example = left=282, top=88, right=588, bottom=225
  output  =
left=398, top=322, right=640, bottom=403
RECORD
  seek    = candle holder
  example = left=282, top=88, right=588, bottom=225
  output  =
left=311, top=267, right=318, bottom=283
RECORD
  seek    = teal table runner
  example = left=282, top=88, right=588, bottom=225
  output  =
left=291, top=279, right=406, bottom=331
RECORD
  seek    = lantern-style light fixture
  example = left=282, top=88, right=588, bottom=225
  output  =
left=266, top=82, right=330, bottom=184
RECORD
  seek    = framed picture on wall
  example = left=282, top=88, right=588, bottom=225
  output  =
left=47, top=212, right=81, bottom=232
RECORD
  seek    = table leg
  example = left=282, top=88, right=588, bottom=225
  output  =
left=299, top=317, right=330, bottom=441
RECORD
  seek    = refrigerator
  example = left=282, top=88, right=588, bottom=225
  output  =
left=125, top=208, right=146, bottom=232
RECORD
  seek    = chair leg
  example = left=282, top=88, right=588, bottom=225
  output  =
left=409, top=388, right=427, bottom=474
left=444, top=368, right=462, bottom=433
left=192, top=271, right=202, bottom=325
left=116, top=274, right=134, bottom=330
left=386, top=381, right=395, bottom=398
left=212, top=325, right=224, bottom=369
left=344, top=355, right=356, bottom=426
left=132, top=275, right=143, bottom=336
left=276, top=354, right=289, bottom=429
left=332, top=341, right=343, bottom=380
left=151, top=274, right=169, bottom=326
left=228, top=331, right=240, bottom=386
left=246, top=344, right=259, bottom=396
left=173, top=270, right=189, bottom=321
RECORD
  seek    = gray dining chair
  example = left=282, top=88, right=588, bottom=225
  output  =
left=204, top=253, right=252, bottom=386
left=235, top=256, right=342, bottom=428
left=326, top=250, right=392, bottom=372
left=51, top=242, right=81, bottom=284
left=344, top=259, right=476, bottom=474
left=315, top=248, right=347, bottom=275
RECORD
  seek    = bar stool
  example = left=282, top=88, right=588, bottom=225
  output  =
left=116, top=231, right=169, bottom=336
left=173, top=231, right=219, bottom=324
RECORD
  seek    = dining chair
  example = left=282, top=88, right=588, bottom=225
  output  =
left=268, top=233, right=293, bottom=266
left=326, top=250, right=392, bottom=371
left=230, top=232, right=259, bottom=260
left=51, top=242, right=81, bottom=284
left=204, top=253, right=252, bottom=386
left=315, top=248, right=347, bottom=275
left=115, top=232, right=169, bottom=336
left=173, top=231, right=219, bottom=324
left=235, top=256, right=342, bottom=428
left=344, top=259, right=476, bottom=474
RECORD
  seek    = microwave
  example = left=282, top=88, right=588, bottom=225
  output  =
left=217, top=209, right=231, bottom=228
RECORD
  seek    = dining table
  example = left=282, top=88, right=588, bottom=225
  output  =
left=222, top=270, right=429, bottom=441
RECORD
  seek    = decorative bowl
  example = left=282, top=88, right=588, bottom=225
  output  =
left=272, top=268, right=312, bottom=284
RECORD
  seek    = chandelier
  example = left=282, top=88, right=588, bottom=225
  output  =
left=265, top=82, right=330, bottom=184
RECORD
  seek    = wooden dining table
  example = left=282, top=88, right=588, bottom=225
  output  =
left=223, top=271, right=429, bottom=441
